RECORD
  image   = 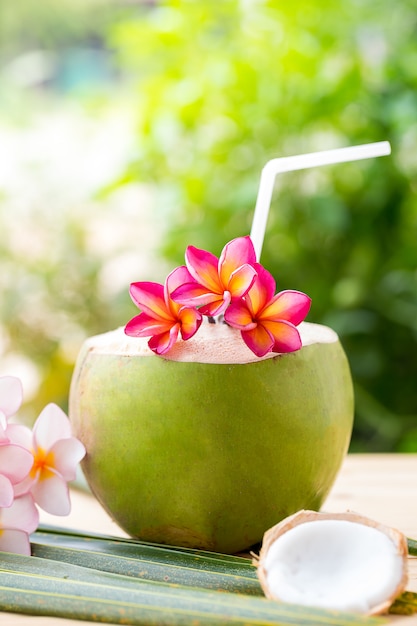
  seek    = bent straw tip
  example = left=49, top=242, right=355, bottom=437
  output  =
left=252, top=140, right=392, bottom=261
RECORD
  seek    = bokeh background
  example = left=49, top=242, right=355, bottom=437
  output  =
left=0, top=1, right=416, bottom=451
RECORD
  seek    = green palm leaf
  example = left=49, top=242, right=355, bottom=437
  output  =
left=31, top=526, right=260, bottom=595
left=1, top=550, right=384, bottom=626
left=407, top=537, right=417, bottom=556
left=390, top=591, right=417, bottom=615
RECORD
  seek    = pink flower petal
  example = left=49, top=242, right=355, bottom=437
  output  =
left=219, top=236, right=256, bottom=286
left=262, top=319, right=303, bottom=353
left=261, top=290, right=312, bottom=326
left=171, top=283, right=223, bottom=311
left=33, top=403, right=72, bottom=452
left=129, top=282, right=171, bottom=321
left=0, top=474, right=14, bottom=507
left=125, top=312, right=174, bottom=337
left=185, top=246, right=222, bottom=293
left=31, top=471, right=71, bottom=516
left=166, top=266, right=196, bottom=295
left=0, top=443, right=34, bottom=484
left=241, top=324, right=275, bottom=357
left=227, top=263, right=257, bottom=298
left=178, top=307, right=203, bottom=341
left=224, top=300, right=256, bottom=330
left=245, top=265, right=276, bottom=315
left=199, top=296, right=231, bottom=317
left=165, top=270, right=196, bottom=318
left=5, top=423, right=33, bottom=450
left=0, top=494, right=39, bottom=533
left=0, top=376, right=23, bottom=418
left=0, top=410, right=8, bottom=437
left=148, top=324, right=180, bottom=355
left=0, top=529, right=31, bottom=555
left=50, top=438, right=86, bottom=481
left=13, top=473, right=34, bottom=498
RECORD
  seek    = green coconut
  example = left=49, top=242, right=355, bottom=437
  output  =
left=69, top=320, right=354, bottom=554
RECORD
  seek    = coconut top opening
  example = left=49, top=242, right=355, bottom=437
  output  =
left=84, top=321, right=338, bottom=364
left=262, top=518, right=406, bottom=614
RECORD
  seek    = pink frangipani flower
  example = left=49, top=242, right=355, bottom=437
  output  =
left=125, top=235, right=313, bottom=358
left=224, top=263, right=311, bottom=357
left=125, top=267, right=203, bottom=355
left=13, top=404, right=86, bottom=516
left=171, top=236, right=258, bottom=317
left=0, top=493, right=39, bottom=555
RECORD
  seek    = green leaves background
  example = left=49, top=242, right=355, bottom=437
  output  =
left=108, top=1, right=417, bottom=451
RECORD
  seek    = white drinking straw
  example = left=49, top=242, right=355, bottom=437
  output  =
left=250, top=141, right=391, bottom=261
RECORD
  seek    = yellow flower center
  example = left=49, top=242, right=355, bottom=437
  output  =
left=30, top=447, right=55, bottom=480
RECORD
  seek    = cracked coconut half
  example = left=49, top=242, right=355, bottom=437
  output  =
left=255, top=510, right=408, bottom=614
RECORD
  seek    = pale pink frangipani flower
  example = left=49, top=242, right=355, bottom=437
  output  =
left=0, top=493, right=39, bottom=555
left=13, top=403, right=86, bottom=516
left=0, top=375, right=87, bottom=556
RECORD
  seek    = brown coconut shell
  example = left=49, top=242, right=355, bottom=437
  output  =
left=254, top=509, right=409, bottom=615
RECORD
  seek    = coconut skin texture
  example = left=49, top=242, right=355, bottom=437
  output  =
left=69, top=321, right=354, bottom=554
left=255, top=510, right=409, bottom=614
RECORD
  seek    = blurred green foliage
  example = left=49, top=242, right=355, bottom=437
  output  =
left=109, top=1, right=417, bottom=451
left=0, top=0, right=120, bottom=51
left=0, top=1, right=149, bottom=421
left=0, top=1, right=416, bottom=451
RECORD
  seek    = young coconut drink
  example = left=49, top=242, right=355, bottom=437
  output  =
left=255, top=510, right=409, bottom=614
left=69, top=236, right=354, bottom=554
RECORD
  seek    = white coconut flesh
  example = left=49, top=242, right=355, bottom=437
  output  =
left=86, top=320, right=338, bottom=364
left=257, top=511, right=408, bottom=614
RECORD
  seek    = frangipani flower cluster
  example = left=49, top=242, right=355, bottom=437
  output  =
left=125, top=236, right=311, bottom=358
left=0, top=376, right=85, bottom=555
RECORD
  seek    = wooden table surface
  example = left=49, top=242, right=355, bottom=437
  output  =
left=2, top=453, right=417, bottom=626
